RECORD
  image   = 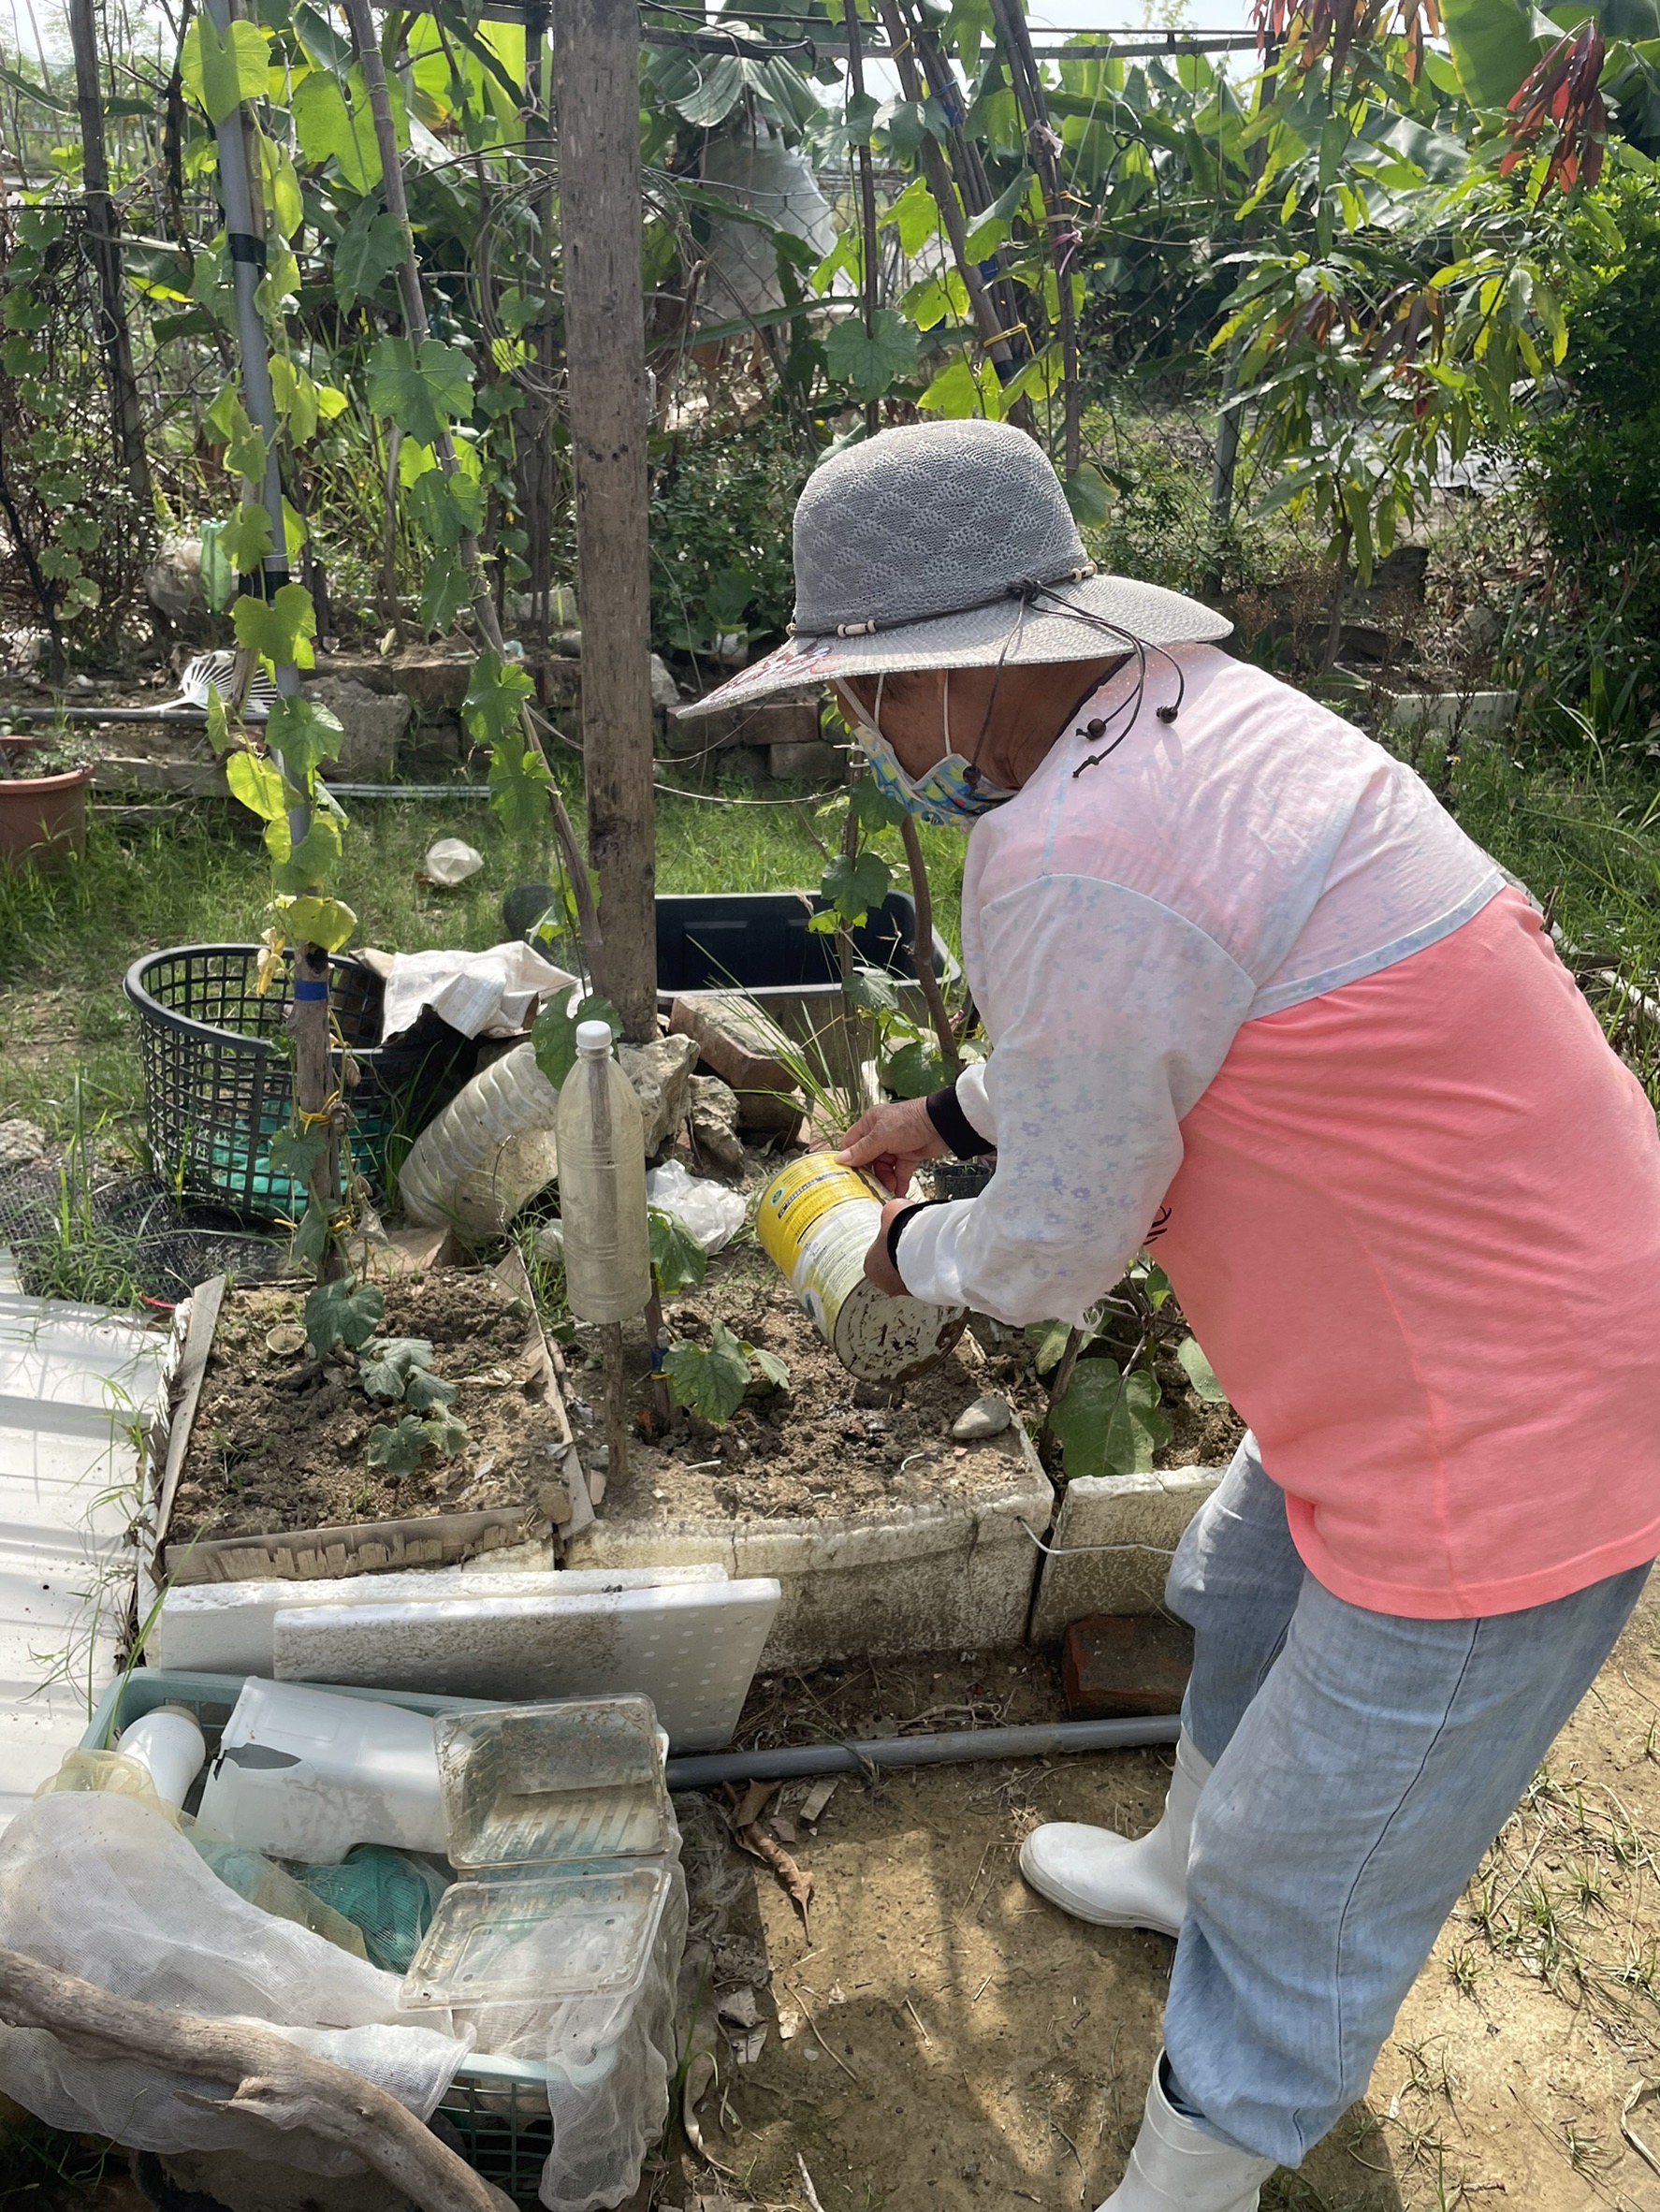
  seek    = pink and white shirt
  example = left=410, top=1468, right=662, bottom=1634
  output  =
left=896, top=645, right=1660, bottom=1618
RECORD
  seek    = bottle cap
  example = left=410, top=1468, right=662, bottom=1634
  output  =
left=575, top=1019, right=614, bottom=1055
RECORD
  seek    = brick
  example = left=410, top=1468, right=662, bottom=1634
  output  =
left=1061, top=1612, right=1193, bottom=1719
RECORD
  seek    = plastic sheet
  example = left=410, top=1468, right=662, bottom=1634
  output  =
left=192, top=1837, right=371, bottom=1961
left=645, top=1160, right=747, bottom=1254
left=0, top=1792, right=471, bottom=2174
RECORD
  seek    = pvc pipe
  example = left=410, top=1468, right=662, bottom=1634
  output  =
left=664, top=1712, right=1179, bottom=1791
left=117, top=1704, right=207, bottom=1809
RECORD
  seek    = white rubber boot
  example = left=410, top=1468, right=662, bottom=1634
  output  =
left=1099, top=2058, right=1276, bottom=2210
left=1019, top=1731, right=1211, bottom=1935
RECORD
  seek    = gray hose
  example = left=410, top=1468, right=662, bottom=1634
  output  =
left=665, top=1711, right=1179, bottom=1791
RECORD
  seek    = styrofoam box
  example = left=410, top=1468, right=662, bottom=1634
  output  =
left=151, top=1563, right=727, bottom=1677
left=270, top=1577, right=781, bottom=1753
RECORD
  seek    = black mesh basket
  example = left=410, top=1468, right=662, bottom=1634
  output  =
left=124, top=944, right=478, bottom=1223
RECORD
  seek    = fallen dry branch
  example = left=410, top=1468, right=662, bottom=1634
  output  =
left=723, top=1783, right=813, bottom=1936
left=0, top=1944, right=509, bottom=2212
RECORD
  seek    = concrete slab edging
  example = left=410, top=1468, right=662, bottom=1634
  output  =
left=1029, top=1468, right=1225, bottom=1642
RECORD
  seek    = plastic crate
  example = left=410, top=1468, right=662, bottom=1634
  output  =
left=124, top=945, right=477, bottom=1222
left=84, top=1668, right=554, bottom=2205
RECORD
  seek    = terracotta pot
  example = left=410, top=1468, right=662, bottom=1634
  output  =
left=0, top=764, right=92, bottom=869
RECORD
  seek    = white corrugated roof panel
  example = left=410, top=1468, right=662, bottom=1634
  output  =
left=0, top=1268, right=165, bottom=1828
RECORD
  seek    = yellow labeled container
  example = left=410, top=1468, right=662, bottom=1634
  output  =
left=756, top=1157, right=966, bottom=1384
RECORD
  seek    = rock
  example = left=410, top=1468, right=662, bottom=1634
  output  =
left=686, top=1074, right=746, bottom=1175
left=768, top=738, right=844, bottom=782
left=302, top=676, right=412, bottom=780
left=0, top=1118, right=46, bottom=1173
left=950, top=1393, right=1012, bottom=1444
left=649, top=653, right=680, bottom=710
left=619, top=1032, right=700, bottom=1157
left=668, top=994, right=801, bottom=1131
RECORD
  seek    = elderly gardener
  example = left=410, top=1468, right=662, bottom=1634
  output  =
left=678, top=419, right=1660, bottom=2210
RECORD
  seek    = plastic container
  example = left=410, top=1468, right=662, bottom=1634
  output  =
left=757, top=1154, right=967, bottom=1383
left=192, top=1678, right=446, bottom=1863
left=401, top=1695, right=677, bottom=2015
left=556, top=1022, right=651, bottom=1322
left=114, top=1704, right=206, bottom=1809
left=399, top=1041, right=562, bottom=1241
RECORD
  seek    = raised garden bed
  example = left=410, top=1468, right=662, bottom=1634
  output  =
left=147, top=1253, right=589, bottom=1588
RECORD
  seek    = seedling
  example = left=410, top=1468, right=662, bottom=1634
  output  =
left=663, top=1318, right=789, bottom=1427
left=303, top=1277, right=384, bottom=1357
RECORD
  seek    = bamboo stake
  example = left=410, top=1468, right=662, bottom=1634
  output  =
left=339, top=0, right=604, bottom=994
left=898, top=816, right=960, bottom=1081
left=985, top=0, right=1083, bottom=475
left=842, top=0, right=881, bottom=443
left=67, top=0, right=151, bottom=509
left=203, top=0, right=334, bottom=1225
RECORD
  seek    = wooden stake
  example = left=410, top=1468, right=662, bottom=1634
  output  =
left=0, top=1946, right=511, bottom=2212
left=843, top=0, right=882, bottom=444
left=602, top=1319, right=631, bottom=1488
left=899, top=816, right=960, bottom=1081
left=549, top=0, right=659, bottom=1042
left=66, top=0, right=149, bottom=511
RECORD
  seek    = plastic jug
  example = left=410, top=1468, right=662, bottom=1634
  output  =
left=556, top=1020, right=650, bottom=1321
left=193, top=1680, right=445, bottom=1863
left=398, top=1041, right=561, bottom=1240
left=114, top=1706, right=206, bottom=1810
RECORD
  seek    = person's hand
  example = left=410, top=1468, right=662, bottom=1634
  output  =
left=836, top=1095, right=947, bottom=1198
left=862, top=1197, right=913, bottom=1296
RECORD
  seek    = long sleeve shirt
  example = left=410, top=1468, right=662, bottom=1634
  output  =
left=895, top=644, right=1660, bottom=1617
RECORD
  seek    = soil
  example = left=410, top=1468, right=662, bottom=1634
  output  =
left=666, top=1571, right=1660, bottom=2212
left=170, top=1268, right=566, bottom=1539
left=568, top=1242, right=1244, bottom=1526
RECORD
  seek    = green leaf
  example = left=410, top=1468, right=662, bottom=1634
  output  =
left=258, top=134, right=304, bottom=240
left=197, top=519, right=235, bottom=614
left=822, top=849, right=893, bottom=926
left=850, top=778, right=907, bottom=833
left=209, top=388, right=268, bottom=486
left=749, top=1345, right=791, bottom=1393
left=1176, top=1335, right=1227, bottom=1404
left=881, top=176, right=941, bottom=255
left=663, top=1318, right=751, bottom=1425
left=305, top=1276, right=385, bottom=1356
left=531, top=991, right=620, bottom=1092
left=1027, top=1318, right=1075, bottom=1376
left=823, top=309, right=921, bottom=401
left=274, top=809, right=344, bottom=895
left=225, top=749, right=289, bottom=824
left=366, top=334, right=473, bottom=444
left=292, top=65, right=382, bottom=192
left=1439, top=0, right=1547, bottom=105
left=291, top=1199, right=330, bottom=1269
left=404, top=1367, right=458, bottom=1413
left=1051, top=1358, right=1172, bottom=1478
left=918, top=356, right=993, bottom=420
left=334, top=196, right=406, bottom=308
left=231, top=581, right=316, bottom=669
left=1063, top=463, right=1114, bottom=530
left=218, top=502, right=272, bottom=575
left=649, top=1206, right=708, bottom=1295
left=181, top=13, right=272, bottom=122
left=884, top=1038, right=945, bottom=1099
left=269, top=356, right=318, bottom=444
left=368, top=1414, right=430, bottom=1477
left=268, top=1121, right=328, bottom=1188
left=274, top=893, right=357, bottom=953
left=361, top=1335, right=435, bottom=1402
left=417, top=551, right=471, bottom=634
left=843, top=965, right=902, bottom=1016
left=422, top=1407, right=469, bottom=1458
left=265, top=694, right=343, bottom=791
left=204, top=689, right=233, bottom=757
left=408, top=468, right=486, bottom=548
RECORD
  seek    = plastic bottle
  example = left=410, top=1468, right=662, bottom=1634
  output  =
left=557, top=1020, right=651, bottom=1321
left=115, top=1705, right=207, bottom=1810
left=398, top=1040, right=561, bottom=1239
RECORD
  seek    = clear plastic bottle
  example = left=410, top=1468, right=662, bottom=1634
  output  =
left=557, top=1020, right=651, bottom=1321
left=398, top=1041, right=561, bottom=1239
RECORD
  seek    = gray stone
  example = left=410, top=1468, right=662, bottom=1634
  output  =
left=302, top=676, right=412, bottom=780
left=768, top=738, right=844, bottom=783
left=619, top=1032, right=700, bottom=1157
left=649, top=653, right=680, bottom=710
left=144, top=536, right=203, bottom=625
left=687, top=1074, right=745, bottom=1175
left=951, top=1394, right=1012, bottom=1444
left=0, top=1118, right=46, bottom=1173
left=1029, top=1468, right=1224, bottom=1637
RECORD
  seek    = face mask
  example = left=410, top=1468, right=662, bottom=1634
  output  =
left=834, top=674, right=1018, bottom=829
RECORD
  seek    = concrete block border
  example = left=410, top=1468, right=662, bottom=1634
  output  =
left=1029, top=1468, right=1224, bottom=1642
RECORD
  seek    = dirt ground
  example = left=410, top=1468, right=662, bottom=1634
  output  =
left=663, top=1571, right=1660, bottom=2212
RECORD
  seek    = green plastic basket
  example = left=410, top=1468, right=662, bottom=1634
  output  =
left=83, top=1668, right=554, bottom=2205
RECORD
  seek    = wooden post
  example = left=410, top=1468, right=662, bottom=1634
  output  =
left=66, top=0, right=150, bottom=511
left=549, top=0, right=658, bottom=1042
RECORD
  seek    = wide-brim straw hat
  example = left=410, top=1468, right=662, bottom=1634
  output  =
left=675, top=417, right=1232, bottom=720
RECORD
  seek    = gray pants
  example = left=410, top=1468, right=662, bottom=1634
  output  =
left=1161, top=1435, right=1649, bottom=2164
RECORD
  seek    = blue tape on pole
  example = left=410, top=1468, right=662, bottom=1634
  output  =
left=292, top=979, right=328, bottom=1001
